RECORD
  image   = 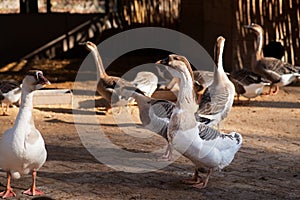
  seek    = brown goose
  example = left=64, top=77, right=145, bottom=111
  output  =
left=244, top=23, right=300, bottom=94
left=83, top=41, right=138, bottom=111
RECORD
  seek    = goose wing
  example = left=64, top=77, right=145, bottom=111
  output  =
left=197, top=86, right=230, bottom=115
left=193, top=70, right=213, bottom=86
left=197, top=123, right=242, bottom=151
left=256, top=58, right=298, bottom=83
left=99, top=76, right=138, bottom=104
left=131, top=72, right=158, bottom=97
left=149, top=99, right=175, bottom=119
left=230, top=69, right=268, bottom=85
left=0, top=80, right=20, bottom=93
left=261, top=57, right=298, bottom=74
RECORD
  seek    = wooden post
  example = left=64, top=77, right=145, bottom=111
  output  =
left=19, top=0, right=38, bottom=13
left=19, top=0, right=26, bottom=13
left=47, top=0, right=51, bottom=13
left=28, top=0, right=38, bottom=13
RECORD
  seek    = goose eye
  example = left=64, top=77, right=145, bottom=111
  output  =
left=36, top=72, right=42, bottom=81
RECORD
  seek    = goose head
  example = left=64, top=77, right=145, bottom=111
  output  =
left=83, top=41, right=98, bottom=52
left=81, top=41, right=106, bottom=78
left=244, top=23, right=264, bottom=35
left=214, top=36, right=225, bottom=69
left=157, top=54, right=194, bottom=83
left=22, top=70, right=50, bottom=92
left=244, top=23, right=264, bottom=63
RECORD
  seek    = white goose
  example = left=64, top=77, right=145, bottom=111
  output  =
left=195, top=36, right=235, bottom=127
left=244, top=23, right=300, bottom=94
left=161, top=54, right=242, bottom=189
left=0, top=70, right=50, bottom=198
left=0, top=79, right=22, bottom=116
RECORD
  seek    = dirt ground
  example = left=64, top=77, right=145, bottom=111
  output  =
left=0, top=69, right=299, bottom=199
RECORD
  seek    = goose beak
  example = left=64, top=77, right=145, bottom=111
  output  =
left=243, top=25, right=251, bottom=29
left=79, top=41, right=87, bottom=46
left=156, top=57, right=169, bottom=65
left=243, top=23, right=256, bottom=29
left=156, top=60, right=162, bottom=64
left=37, top=73, right=51, bottom=85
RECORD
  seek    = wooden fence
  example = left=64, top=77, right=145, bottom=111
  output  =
left=233, top=0, right=300, bottom=69
left=122, top=0, right=181, bottom=27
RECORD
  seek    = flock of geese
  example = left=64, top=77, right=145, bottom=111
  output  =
left=0, top=23, right=299, bottom=198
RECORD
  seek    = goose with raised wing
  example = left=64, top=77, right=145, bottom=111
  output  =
left=160, top=54, right=242, bottom=189
left=119, top=68, right=212, bottom=160
left=0, top=70, right=50, bottom=198
left=244, top=23, right=300, bottom=94
left=195, top=36, right=235, bottom=127
left=0, top=79, right=22, bottom=116
left=119, top=86, right=175, bottom=159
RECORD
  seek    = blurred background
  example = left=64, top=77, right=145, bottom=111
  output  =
left=0, top=0, right=299, bottom=82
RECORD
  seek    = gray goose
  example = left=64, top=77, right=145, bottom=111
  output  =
left=227, top=68, right=270, bottom=103
left=0, top=79, right=22, bottom=116
left=244, top=23, right=300, bottom=94
left=83, top=41, right=138, bottom=111
left=195, top=36, right=235, bottom=127
left=160, top=54, right=242, bottom=189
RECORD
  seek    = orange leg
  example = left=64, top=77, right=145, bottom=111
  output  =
left=263, top=84, right=279, bottom=95
left=0, top=172, right=16, bottom=198
left=270, top=85, right=279, bottom=95
left=182, top=169, right=203, bottom=185
left=192, top=168, right=213, bottom=189
left=158, top=144, right=173, bottom=161
left=23, top=170, right=44, bottom=196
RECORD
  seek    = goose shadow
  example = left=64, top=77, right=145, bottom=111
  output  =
left=44, top=118, right=138, bottom=127
left=35, top=107, right=105, bottom=115
left=234, top=100, right=300, bottom=108
left=45, top=144, right=172, bottom=165
left=77, top=98, right=110, bottom=109
left=38, top=144, right=299, bottom=199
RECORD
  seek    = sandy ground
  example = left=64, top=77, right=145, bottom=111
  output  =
left=0, top=79, right=299, bottom=199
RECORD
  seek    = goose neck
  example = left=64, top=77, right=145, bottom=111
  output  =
left=13, top=87, right=34, bottom=130
left=176, top=73, right=195, bottom=110
left=90, top=47, right=107, bottom=79
left=255, top=32, right=264, bottom=60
